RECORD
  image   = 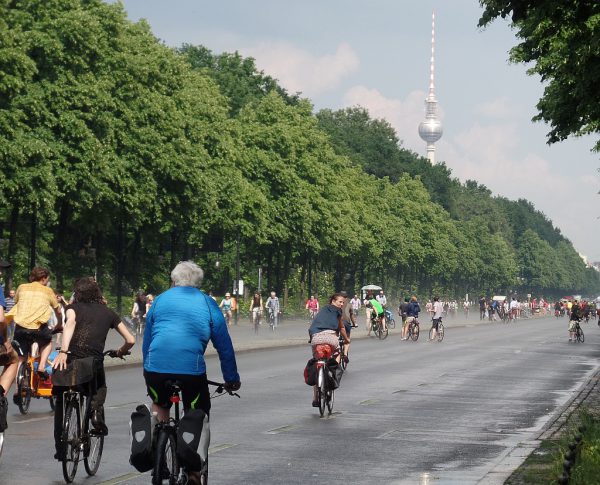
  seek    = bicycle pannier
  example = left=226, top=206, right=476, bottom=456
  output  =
left=176, top=409, right=206, bottom=471
left=326, top=360, right=341, bottom=389
left=129, top=404, right=155, bottom=472
left=52, top=356, right=95, bottom=387
left=304, top=358, right=317, bottom=386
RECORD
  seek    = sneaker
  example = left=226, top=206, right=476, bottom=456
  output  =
left=312, top=400, right=319, bottom=408
left=0, top=395, right=7, bottom=432
left=12, top=393, right=21, bottom=406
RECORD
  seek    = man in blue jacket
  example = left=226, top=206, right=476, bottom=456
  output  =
left=141, top=261, right=240, bottom=483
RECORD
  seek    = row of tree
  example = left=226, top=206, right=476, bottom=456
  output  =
left=0, top=0, right=598, bottom=312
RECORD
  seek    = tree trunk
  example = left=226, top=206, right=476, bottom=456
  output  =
left=6, top=204, right=19, bottom=290
left=29, top=206, right=37, bottom=273
left=116, top=221, right=125, bottom=314
left=53, top=201, right=70, bottom=291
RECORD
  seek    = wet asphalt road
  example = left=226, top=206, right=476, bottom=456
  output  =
left=1, top=315, right=598, bottom=484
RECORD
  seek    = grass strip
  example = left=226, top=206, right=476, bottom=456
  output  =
left=505, top=408, right=600, bottom=484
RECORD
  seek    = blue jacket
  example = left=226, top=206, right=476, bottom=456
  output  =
left=143, top=286, right=239, bottom=382
left=407, top=301, right=421, bottom=317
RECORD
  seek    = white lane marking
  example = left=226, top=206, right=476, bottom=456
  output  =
left=13, top=416, right=53, bottom=424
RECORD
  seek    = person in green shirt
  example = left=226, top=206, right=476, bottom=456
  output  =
left=366, top=298, right=386, bottom=335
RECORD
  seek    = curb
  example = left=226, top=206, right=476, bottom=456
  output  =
left=478, top=365, right=600, bottom=484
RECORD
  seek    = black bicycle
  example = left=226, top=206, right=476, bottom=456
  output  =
left=338, top=334, right=348, bottom=371
left=407, top=318, right=420, bottom=341
left=152, top=380, right=239, bottom=485
left=58, top=350, right=126, bottom=483
left=429, top=318, right=444, bottom=342
left=371, top=315, right=388, bottom=340
left=572, top=320, right=584, bottom=343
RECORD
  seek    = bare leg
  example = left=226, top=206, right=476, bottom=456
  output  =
left=37, top=341, right=52, bottom=373
left=0, top=361, right=18, bottom=395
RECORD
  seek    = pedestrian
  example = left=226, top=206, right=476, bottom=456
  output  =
left=479, top=296, right=486, bottom=320
left=376, top=290, right=387, bottom=307
left=4, top=288, right=16, bottom=339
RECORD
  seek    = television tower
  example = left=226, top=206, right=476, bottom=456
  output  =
left=418, top=10, right=443, bottom=164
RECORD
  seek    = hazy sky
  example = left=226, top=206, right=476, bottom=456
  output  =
left=117, top=0, right=600, bottom=261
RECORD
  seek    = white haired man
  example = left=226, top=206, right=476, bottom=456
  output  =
left=140, top=261, right=240, bottom=483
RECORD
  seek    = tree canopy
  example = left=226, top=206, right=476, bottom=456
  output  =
left=479, top=0, right=600, bottom=151
left=0, top=0, right=598, bottom=312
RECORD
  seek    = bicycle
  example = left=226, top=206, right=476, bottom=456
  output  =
left=312, top=343, right=340, bottom=417
left=58, top=350, right=127, bottom=483
left=338, top=334, right=348, bottom=371
left=572, top=320, right=584, bottom=343
left=268, top=309, right=276, bottom=331
left=13, top=341, right=56, bottom=415
left=371, top=315, right=388, bottom=340
left=429, top=318, right=444, bottom=342
left=251, top=309, right=262, bottom=334
left=384, top=309, right=396, bottom=329
left=407, top=318, right=420, bottom=341
left=152, top=380, right=240, bottom=485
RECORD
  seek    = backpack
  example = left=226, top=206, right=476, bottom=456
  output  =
left=304, top=358, right=317, bottom=386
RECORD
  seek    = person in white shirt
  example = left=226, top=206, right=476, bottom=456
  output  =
left=430, top=296, right=444, bottom=341
left=376, top=290, right=387, bottom=307
left=509, top=297, right=519, bottom=320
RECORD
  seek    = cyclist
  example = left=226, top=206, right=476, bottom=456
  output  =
left=399, top=298, right=410, bottom=340
left=0, top=267, right=20, bottom=432
left=7, top=267, right=61, bottom=395
left=305, top=295, right=319, bottom=323
left=568, top=299, right=583, bottom=342
left=339, top=292, right=354, bottom=364
left=366, top=297, right=386, bottom=336
left=142, top=261, right=240, bottom=483
left=249, top=292, right=263, bottom=326
left=52, top=277, right=135, bottom=460
left=402, top=296, right=421, bottom=339
left=429, top=296, right=443, bottom=341
left=350, top=294, right=361, bottom=326
left=308, top=293, right=350, bottom=407
left=219, top=293, right=234, bottom=326
left=265, top=291, right=280, bottom=329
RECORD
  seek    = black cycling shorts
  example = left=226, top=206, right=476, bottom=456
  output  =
left=144, top=371, right=211, bottom=415
left=344, top=321, right=352, bottom=335
left=13, top=324, right=53, bottom=357
left=431, top=318, right=441, bottom=331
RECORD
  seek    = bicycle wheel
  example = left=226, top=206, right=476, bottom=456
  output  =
left=437, top=323, right=444, bottom=342
left=379, top=323, right=388, bottom=340
left=326, top=388, right=334, bottom=415
left=577, top=327, right=585, bottom=343
left=387, top=318, right=396, bottom=329
left=0, top=432, right=4, bottom=461
left=62, top=399, right=81, bottom=483
left=410, top=323, right=419, bottom=341
left=317, top=367, right=326, bottom=417
left=16, top=364, right=31, bottom=415
left=153, top=428, right=179, bottom=485
left=84, top=416, right=105, bottom=476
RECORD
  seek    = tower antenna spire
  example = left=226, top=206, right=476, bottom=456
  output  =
left=418, top=9, right=443, bottom=164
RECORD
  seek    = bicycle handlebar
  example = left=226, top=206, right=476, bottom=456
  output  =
left=207, top=379, right=241, bottom=398
left=103, top=349, right=130, bottom=360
